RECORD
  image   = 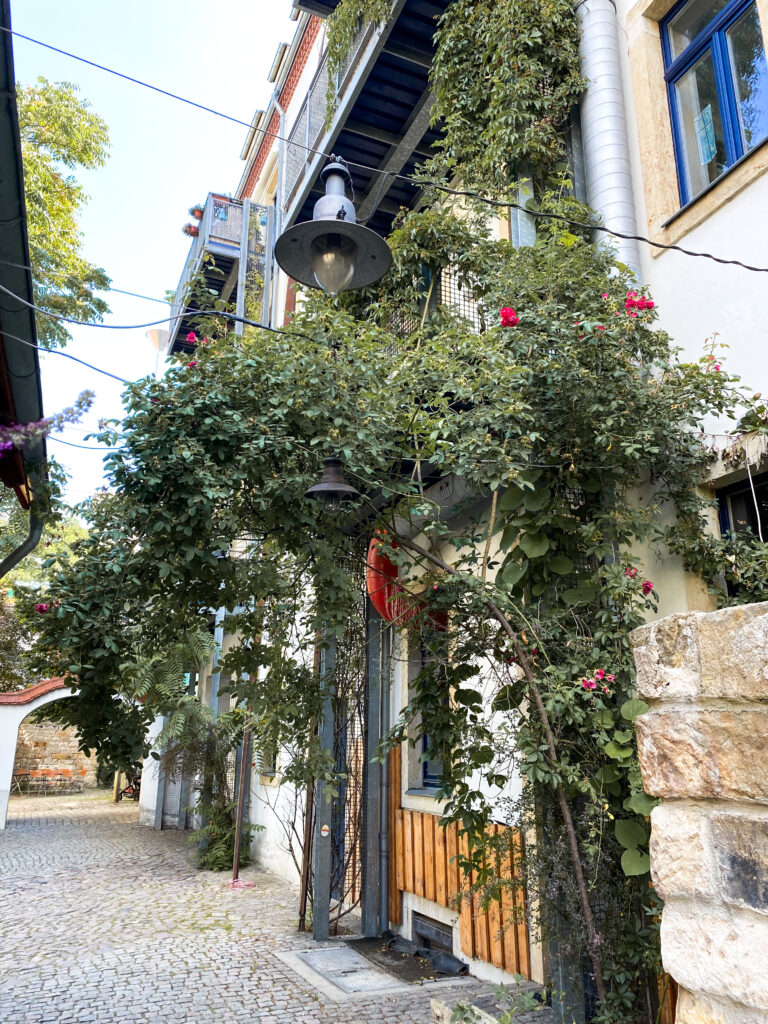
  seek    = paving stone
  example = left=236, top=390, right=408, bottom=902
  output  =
left=0, top=792, right=523, bottom=1024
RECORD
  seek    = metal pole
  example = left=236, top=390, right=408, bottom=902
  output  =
left=361, top=600, right=382, bottom=937
left=379, top=624, right=391, bottom=934
left=232, top=723, right=251, bottom=882
left=313, top=636, right=336, bottom=942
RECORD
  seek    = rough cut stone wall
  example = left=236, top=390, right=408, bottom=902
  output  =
left=631, top=602, right=768, bottom=1024
left=13, top=720, right=98, bottom=787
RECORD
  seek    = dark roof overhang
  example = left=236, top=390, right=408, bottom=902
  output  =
left=0, top=0, right=46, bottom=509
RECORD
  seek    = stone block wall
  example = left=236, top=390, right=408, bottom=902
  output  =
left=13, top=720, right=98, bottom=787
left=631, top=602, right=768, bottom=1024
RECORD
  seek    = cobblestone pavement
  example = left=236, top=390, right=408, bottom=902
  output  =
left=0, top=792, right=544, bottom=1024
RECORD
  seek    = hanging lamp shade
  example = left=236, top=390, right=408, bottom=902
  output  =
left=274, top=156, right=392, bottom=294
left=305, top=457, right=360, bottom=510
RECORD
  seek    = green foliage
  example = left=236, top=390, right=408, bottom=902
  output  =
left=26, top=186, right=766, bottom=1023
left=18, top=77, right=111, bottom=347
left=324, top=0, right=391, bottom=122
left=0, top=482, right=86, bottom=691
left=429, top=0, right=584, bottom=190
left=191, top=800, right=261, bottom=871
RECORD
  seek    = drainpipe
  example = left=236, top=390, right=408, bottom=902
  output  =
left=271, top=92, right=286, bottom=329
left=577, top=0, right=643, bottom=280
left=379, top=625, right=391, bottom=934
left=0, top=511, right=42, bottom=579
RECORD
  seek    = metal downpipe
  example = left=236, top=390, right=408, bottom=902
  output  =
left=577, top=0, right=643, bottom=279
left=0, top=512, right=43, bottom=579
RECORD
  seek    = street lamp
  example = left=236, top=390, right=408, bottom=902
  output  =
left=274, top=156, right=392, bottom=294
left=305, top=456, right=360, bottom=511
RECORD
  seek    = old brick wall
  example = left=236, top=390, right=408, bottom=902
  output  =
left=631, top=602, right=768, bottom=1024
left=13, top=720, right=98, bottom=787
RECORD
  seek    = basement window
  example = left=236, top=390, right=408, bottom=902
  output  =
left=412, top=912, right=454, bottom=953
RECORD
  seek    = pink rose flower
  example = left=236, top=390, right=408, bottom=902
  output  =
left=607, top=674, right=615, bottom=682
left=642, top=580, right=654, bottom=596
left=714, top=364, right=721, bottom=372
left=34, top=603, right=50, bottom=613
left=500, top=307, right=519, bottom=327
left=186, top=332, right=197, bottom=343
left=601, top=293, right=609, bottom=299
left=186, top=361, right=198, bottom=368
left=624, top=567, right=638, bottom=578
left=595, top=669, right=605, bottom=680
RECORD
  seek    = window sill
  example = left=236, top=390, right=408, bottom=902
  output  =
left=405, top=787, right=442, bottom=799
left=653, top=137, right=768, bottom=248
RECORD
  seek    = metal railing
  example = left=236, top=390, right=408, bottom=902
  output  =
left=168, top=194, right=273, bottom=350
left=283, top=20, right=372, bottom=208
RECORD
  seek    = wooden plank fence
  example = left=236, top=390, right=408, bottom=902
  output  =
left=387, top=749, right=530, bottom=977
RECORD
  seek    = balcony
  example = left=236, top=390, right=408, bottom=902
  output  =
left=282, top=0, right=449, bottom=241
left=168, top=193, right=274, bottom=354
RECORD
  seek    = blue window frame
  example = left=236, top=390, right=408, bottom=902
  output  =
left=662, top=0, right=768, bottom=204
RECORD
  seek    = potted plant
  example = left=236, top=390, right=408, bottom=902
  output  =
left=182, top=223, right=199, bottom=237
left=189, top=203, right=204, bottom=220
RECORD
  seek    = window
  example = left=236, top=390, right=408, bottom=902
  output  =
left=718, top=470, right=768, bottom=537
left=662, top=0, right=768, bottom=204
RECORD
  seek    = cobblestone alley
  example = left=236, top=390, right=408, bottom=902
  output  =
left=0, top=792, right=519, bottom=1024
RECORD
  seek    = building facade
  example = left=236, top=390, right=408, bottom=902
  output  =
left=160, top=0, right=768, bottom=1005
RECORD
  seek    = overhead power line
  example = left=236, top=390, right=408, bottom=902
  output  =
left=3, top=24, right=768, bottom=274
left=48, top=435, right=122, bottom=451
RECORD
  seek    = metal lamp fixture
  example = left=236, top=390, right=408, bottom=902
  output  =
left=305, top=456, right=360, bottom=512
left=274, top=156, right=392, bottom=294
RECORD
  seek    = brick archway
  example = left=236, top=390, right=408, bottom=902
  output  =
left=0, top=678, right=78, bottom=829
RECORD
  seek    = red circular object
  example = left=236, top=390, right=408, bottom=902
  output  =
left=366, top=535, right=446, bottom=630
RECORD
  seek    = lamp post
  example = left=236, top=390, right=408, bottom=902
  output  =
left=274, top=156, right=392, bottom=294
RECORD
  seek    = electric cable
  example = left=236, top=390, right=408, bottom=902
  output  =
left=4, top=24, right=768, bottom=274
left=0, top=257, right=169, bottom=305
left=48, top=435, right=122, bottom=452
left=0, top=327, right=132, bottom=384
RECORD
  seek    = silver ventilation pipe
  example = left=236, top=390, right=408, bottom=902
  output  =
left=577, top=0, right=643, bottom=280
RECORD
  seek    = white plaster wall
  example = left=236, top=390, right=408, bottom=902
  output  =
left=138, top=715, right=166, bottom=828
left=249, top=773, right=303, bottom=885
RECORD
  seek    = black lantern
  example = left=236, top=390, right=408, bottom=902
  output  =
left=305, top=456, right=361, bottom=511
left=274, top=156, right=392, bottom=294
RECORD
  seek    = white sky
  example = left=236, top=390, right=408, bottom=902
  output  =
left=11, top=0, right=298, bottom=503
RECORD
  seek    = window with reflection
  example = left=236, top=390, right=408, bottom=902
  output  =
left=662, top=0, right=768, bottom=204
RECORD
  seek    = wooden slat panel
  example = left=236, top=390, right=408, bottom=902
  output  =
left=487, top=826, right=505, bottom=969
left=395, top=809, right=405, bottom=893
left=446, top=822, right=460, bottom=904
left=435, top=820, right=448, bottom=907
left=658, top=976, right=678, bottom=1024
left=388, top=747, right=402, bottom=925
left=499, top=829, right=522, bottom=974
left=473, top=887, right=491, bottom=964
left=413, top=812, right=425, bottom=898
left=511, top=831, right=530, bottom=977
left=403, top=809, right=414, bottom=894
left=423, top=814, right=436, bottom=903
left=458, top=831, right=475, bottom=960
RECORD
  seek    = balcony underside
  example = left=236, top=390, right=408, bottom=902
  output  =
left=288, top=0, right=449, bottom=239
left=172, top=246, right=238, bottom=354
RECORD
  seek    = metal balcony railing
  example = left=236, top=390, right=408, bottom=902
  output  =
left=283, top=20, right=372, bottom=211
left=168, top=193, right=273, bottom=352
